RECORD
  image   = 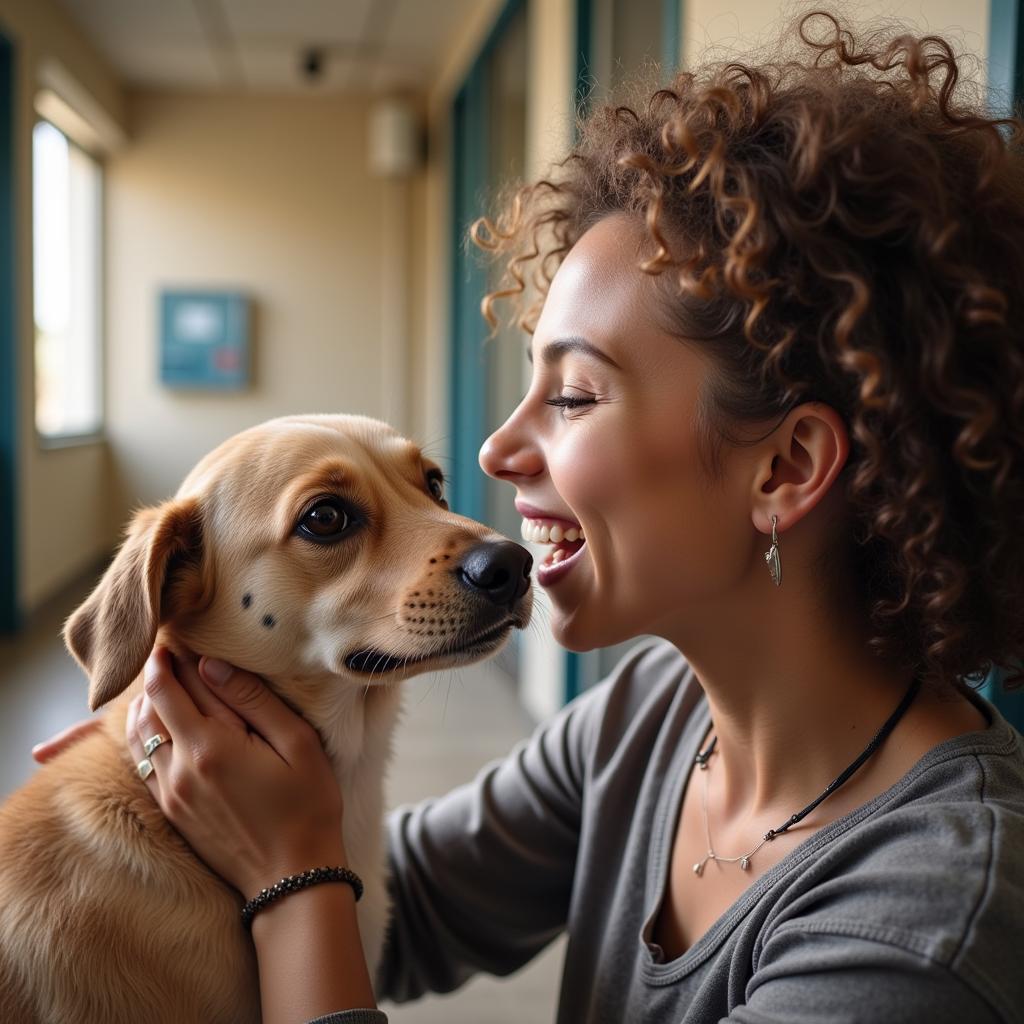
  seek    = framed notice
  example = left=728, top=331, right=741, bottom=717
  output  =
left=160, top=290, right=250, bottom=389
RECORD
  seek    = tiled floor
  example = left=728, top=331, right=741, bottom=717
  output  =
left=0, top=584, right=565, bottom=1023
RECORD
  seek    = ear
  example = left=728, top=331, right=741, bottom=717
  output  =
left=65, top=497, right=203, bottom=711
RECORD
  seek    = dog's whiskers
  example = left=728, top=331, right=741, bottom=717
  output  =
left=368, top=651, right=391, bottom=686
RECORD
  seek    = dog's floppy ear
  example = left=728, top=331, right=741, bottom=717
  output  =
left=65, top=497, right=203, bottom=711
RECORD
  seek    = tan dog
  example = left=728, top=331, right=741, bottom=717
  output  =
left=0, top=414, right=533, bottom=1024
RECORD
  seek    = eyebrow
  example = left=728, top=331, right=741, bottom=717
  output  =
left=528, top=336, right=622, bottom=370
left=282, top=462, right=351, bottom=507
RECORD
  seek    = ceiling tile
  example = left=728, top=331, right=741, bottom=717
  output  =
left=59, top=0, right=206, bottom=39
left=55, top=0, right=488, bottom=93
left=218, top=0, right=374, bottom=46
left=115, top=44, right=222, bottom=90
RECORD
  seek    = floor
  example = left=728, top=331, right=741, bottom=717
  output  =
left=0, top=582, right=565, bottom=1023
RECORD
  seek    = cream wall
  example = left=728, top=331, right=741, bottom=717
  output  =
left=105, top=91, right=396, bottom=520
left=682, top=1, right=989, bottom=72
left=0, top=0, right=126, bottom=614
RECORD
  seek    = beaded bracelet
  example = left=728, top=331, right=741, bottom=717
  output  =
left=241, top=866, right=364, bottom=930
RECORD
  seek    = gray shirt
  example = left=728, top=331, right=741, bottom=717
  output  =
left=319, top=640, right=1024, bottom=1023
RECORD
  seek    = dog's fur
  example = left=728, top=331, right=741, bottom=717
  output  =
left=0, top=414, right=532, bottom=1024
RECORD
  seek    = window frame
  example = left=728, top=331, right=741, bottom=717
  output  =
left=0, top=31, right=17, bottom=632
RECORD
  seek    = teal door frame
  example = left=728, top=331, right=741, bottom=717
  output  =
left=449, top=0, right=525, bottom=522
left=661, top=0, right=681, bottom=75
left=981, top=0, right=1023, bottom=728
left=988, top=0, right=1024, bottom=110
left=0, top=32, right=17, bottom=634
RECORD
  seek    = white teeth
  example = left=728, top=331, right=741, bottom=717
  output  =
left=520, top=517, right=585, bottom=545
left=551, top=549, right=566, bottom=564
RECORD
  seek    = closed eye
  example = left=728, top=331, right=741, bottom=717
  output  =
left=545, top=394, right=597, bottom=411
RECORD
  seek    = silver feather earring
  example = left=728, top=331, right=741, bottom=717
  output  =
left=764, top=514, right=782, bottom=587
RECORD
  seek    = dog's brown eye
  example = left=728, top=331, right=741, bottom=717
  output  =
left=297, top=498, right=351, bottom=543
left=426, top=471, right=446, bottom=504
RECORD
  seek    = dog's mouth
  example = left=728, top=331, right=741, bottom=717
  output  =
left=345, top=618, right=517, bottom=676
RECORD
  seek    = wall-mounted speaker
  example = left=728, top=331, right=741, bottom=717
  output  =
left=368, top=98, right=422, bottom=178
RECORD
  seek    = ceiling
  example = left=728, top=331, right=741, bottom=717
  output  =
left=56, top=0, right=485, bottom=94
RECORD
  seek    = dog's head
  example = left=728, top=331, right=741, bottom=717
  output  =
left=66, top=414, right=533, bottom=712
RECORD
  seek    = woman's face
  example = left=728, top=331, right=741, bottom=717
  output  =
left=479, top=214, right=761, bottom=652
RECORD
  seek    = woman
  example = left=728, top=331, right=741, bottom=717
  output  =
left=35, top=13, right=1024, bottom=1023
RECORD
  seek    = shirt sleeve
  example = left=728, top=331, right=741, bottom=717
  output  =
left=723, top=928, right=1003, bottom=1024
left=374, top=679, right=599, bottom=1004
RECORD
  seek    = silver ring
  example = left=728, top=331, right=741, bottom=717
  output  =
left=143, top=733, right=170, bottom=757
left=137, top=758, right=155, bottom=781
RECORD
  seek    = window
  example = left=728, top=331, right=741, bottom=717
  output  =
left=33, top=119, right=102, bottom=439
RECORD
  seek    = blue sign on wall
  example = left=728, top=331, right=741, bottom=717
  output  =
left=160, top=290, right=250, bottom=389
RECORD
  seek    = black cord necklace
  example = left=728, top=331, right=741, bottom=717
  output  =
left=692, top=674, right=922, bottom=876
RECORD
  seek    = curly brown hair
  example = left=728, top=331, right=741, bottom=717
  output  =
left=472, top=11, right=1024, bottom=693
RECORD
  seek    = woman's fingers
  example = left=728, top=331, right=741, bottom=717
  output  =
left=197, top=656, right=320, bottom=764
left=31, top=718, right=102, bottom=764
left=171, top=652, right=247, bottom=730
left=142, top=647, right=205, bottom=738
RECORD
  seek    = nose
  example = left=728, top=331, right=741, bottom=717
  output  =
left=457, top=541, right=533, bottom=607
left=479, top=403, right=544, bottom=482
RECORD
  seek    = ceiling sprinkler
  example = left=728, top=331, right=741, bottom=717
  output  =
left=301, top=47, right=324, bottom=82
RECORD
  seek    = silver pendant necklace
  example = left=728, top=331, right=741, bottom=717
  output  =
left=692, top=675, right=922, bottom=877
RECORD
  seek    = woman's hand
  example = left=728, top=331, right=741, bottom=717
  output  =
left=126, top=648, right=347, bottom=899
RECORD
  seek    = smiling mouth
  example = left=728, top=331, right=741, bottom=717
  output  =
left=519, top=517, right=586, bottom=568
left=345, top=618, right=516, bottom=675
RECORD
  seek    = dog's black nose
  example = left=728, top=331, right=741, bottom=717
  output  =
left=457, top=541, right=532, bottom=606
